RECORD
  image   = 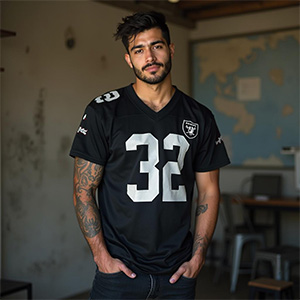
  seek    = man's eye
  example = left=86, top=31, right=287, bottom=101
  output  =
left=134, top=49, right=143, bottom=54
left=153, top=45, right=163, bottom=50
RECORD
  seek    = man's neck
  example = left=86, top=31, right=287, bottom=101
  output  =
left=133, top=77, right=175, bottom=112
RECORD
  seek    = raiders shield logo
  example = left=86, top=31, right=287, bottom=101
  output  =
left=182, top=120, right=199, bottom=139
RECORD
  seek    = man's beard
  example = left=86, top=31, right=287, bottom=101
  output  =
left=132, top=56, right=172, bottom=85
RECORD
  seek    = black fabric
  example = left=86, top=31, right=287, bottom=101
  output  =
left=70, top=84, right=230, bottom=274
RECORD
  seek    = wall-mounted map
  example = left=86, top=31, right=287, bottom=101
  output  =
left=191, top=28, right=299, bottom=167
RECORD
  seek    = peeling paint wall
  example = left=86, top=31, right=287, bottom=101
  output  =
left=1, top=1, right=189, bottom=298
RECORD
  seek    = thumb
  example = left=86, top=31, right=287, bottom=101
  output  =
left=119, top=263, right=136, bottom=279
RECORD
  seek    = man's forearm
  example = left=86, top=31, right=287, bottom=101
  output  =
left=74, top=193, right=110, bottom=262
left=192, top=192, right=220, bottom=260
left=74, top=193, right=101, bottom=238
left=73, top=157, right=109, bottom=261
left=168, top=190, right=220, bottom=283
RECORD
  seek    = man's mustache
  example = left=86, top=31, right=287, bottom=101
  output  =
left=142, top=62, right=163, bottom=71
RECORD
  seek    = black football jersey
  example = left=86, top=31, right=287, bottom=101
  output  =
left=70, top=84, right=230, bottom=274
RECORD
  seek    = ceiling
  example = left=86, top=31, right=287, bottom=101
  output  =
left=97, top=0, right=299, bottom=28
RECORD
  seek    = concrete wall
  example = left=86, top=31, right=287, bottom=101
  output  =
left=1, top=1, right=189, bottom=298
left=190, top=6, right=300, bottom=252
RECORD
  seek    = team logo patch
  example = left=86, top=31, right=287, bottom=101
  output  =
left=182, top=120, right=199, bottom=139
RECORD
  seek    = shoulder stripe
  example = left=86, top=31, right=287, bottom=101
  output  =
left=94, top=91, right=120, bottom=104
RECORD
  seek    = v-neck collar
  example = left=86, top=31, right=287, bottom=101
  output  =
left=125, top=84, right=179, bottom=121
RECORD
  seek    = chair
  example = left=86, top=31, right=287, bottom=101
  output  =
left=251, top=245, right=300, bottom=281
left=214, top=194, right=265, bottom=293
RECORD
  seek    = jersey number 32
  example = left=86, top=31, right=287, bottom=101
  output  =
left=125, top=133, right=190, bottom=202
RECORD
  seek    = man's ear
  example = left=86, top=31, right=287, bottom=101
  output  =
left=125, top=53, right=133, bottom=69
left=169, top=43, right=175, bottom=59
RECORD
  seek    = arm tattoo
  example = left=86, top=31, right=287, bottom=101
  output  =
left=196, top=204, right=208, bottom=216
left=192, top=234, right=210, bottom=257
left=75, top=197, right=101, bottom=238
left=74, top=158, right=104, bottom=238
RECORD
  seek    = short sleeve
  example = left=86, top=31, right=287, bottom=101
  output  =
left=194, top=115, right=230, bottom=172
left=69, top=104, right=109, bottom=165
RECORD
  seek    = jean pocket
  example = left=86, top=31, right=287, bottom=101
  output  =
left=181, top=275, right=197, bottom=282
left=96, top=269, right=123, bottom=278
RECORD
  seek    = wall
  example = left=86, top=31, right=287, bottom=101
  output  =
left=1, top=1, right=189, bottom=298
left=190, top=6, right=300, bottom=250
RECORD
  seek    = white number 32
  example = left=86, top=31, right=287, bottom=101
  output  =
left=125, top=133, right=190, bottom=202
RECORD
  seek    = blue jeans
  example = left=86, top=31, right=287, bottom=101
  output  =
left=90, top=269, right=196, bottom=299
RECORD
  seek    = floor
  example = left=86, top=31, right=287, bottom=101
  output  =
left=65, top=265, right=300, bottom=299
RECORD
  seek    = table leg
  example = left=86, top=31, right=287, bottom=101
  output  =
left=28, top=283, right=32, bottom=299
left=274, top=211, right=281, bottom=246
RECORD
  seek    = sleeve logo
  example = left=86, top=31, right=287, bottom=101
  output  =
left=215, top=136, right=223, bottom=145
left=182, top=120, right=199, bottom=139
left=77, top=126, right=88, bottom=135
left=94, top=91, right=120, bottom=104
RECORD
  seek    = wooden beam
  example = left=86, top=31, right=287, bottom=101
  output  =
left=186, top=0, right=300, bottom=21
left=178, top=0, right=233, bottom=10
left=95, top=0, right=196, bottom=28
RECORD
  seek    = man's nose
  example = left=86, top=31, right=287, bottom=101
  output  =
left=145, top=48, right=156, bottom=63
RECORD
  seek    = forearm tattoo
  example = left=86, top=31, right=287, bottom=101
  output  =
left=196, top=204, right=208, bottom=216
left=192, top=234, right=210, bottom=257
left=74, top=158, right=104, bottom=238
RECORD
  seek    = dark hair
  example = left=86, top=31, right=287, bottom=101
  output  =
left=114, top=11, right=171, bottom=51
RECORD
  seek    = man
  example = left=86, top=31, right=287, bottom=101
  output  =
left=70, top=11, right=230, bottom=299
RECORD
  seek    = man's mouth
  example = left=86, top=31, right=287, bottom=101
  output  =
left=142, top=63, right=163, bottom=72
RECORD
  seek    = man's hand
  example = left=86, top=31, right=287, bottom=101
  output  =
left=169, top=255, right=205, bottom=284
left=95, top=255, right=136, bottom=279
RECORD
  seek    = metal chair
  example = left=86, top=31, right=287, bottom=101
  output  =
left=214, top=194, right=266, bottom=293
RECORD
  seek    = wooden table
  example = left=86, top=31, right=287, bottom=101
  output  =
left=239, top=197, right=300, bottom=245
left=0, top=279, right=32, bottom=299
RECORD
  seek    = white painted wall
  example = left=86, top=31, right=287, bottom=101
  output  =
left=190, top=6, right=300, bottom=253
left=1, top=1, right=189, bottom=299
left=190, top=6, right=299, bottom=41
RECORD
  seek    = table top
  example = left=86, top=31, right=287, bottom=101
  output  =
left=239, top=196, right=300, bottom=208
left=0, top=279, right=32, bottom=296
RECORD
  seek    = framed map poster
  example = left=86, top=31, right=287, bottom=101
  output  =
left=191, top=27, right=299, bottom=168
